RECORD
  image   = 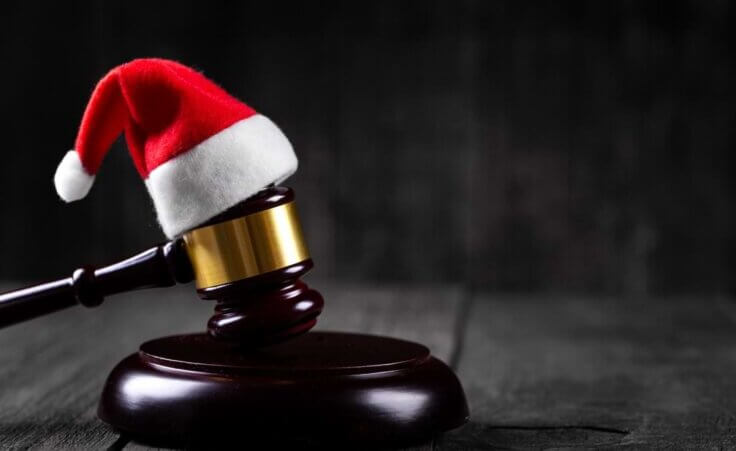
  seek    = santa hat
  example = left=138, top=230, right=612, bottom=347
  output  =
left=54, top=58, right=297, bottom=238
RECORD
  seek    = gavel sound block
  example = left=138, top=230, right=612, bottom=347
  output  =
left=0, top=187, right=468, bottom=446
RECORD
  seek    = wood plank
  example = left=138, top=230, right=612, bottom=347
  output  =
left=314, top=281, right=464, bottom=362
left=0, top=281, right=461, bottom=449
left=441, top=295, right=736, bottom=449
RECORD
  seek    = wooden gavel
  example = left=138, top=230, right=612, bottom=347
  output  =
left=0, top=186, right=324, bottom=346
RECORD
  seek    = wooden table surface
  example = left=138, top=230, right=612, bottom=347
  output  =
left=0, top=281, right=735, bottom=449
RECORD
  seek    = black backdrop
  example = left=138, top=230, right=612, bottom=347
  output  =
left=0, top=1, right=733, bottom=295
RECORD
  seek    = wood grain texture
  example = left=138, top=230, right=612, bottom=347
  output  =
left=1, top=1, right=733, bottom=295
left=0, top=281, right=461, bottom=450
left=0, top=283, right=208, bottom=449
left=442, top=294, right=736, bottom=449
left=315, top=281, right=464, bottom=362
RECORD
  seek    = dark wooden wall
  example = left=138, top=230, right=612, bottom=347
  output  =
left=0, top=1, right=733, bottom=295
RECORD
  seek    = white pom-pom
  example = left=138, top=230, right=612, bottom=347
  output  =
left=54, top=150, right=95, bottom=202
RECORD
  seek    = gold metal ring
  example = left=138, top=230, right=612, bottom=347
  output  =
left=183, top=201, right=309, bottom=289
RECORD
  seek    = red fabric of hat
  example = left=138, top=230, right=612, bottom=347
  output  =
left=54, top=58, right=297, bottom=238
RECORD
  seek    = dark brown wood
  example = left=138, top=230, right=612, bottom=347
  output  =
left=98, top=331, right=468, bottom=447
left=0, top=241, right=191, bottom=329
left=0, top=279, right=77, bottom=329
left=205, top=262, right=324, bottom=346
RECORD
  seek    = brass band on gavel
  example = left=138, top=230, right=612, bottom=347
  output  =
left=183, top=201, right=310, bottom=289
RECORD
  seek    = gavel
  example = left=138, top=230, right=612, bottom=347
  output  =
left=0, top=186, right=324, bottom=347
left=3, top=59, right=468, bottom=446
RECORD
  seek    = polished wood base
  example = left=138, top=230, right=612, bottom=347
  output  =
left=98, top=332, right=469, bottom=447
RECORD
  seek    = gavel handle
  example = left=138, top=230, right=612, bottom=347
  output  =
left=0, top=240, right=193, bottom=329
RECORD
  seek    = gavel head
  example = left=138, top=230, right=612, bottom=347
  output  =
left=181, top=186, right=323, bottom=347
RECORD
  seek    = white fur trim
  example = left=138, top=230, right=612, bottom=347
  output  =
left=145, top=114, right=298, bottom=238
left=54, top=150, right=95, bottom=202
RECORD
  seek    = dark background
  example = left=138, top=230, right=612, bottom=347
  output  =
left=0, top=1, right=733, bottom=296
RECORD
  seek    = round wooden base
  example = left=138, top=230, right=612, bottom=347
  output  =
left=98, top=332, right=469, bottom=447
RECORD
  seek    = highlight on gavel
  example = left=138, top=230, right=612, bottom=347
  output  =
left=0, top=58, right=467, bottom=446
left=0, top=185, right=322, bottom=346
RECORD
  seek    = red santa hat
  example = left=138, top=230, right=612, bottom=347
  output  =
left=54, top=58, right=297, bottom=238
